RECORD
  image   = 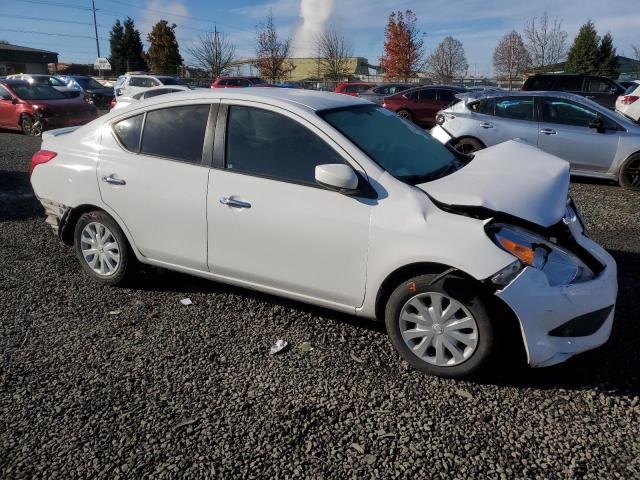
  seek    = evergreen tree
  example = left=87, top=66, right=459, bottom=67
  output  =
left=565, top=21, right=600, bottom=74
left=147, top=20, right=183, bottom=75
left=122, top=17, right=147, bottom=72
left=109, top=20, right=126, bottom=75
left=598, top=32, right=619, bottom=78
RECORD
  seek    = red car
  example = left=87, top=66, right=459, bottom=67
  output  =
left=0, top=79, right=98, bottom=136
left=211, top=76, right=270, bottom=88
left=335, top=82, right=376, bottom=96
left=382, top=85, right=468, bottom=127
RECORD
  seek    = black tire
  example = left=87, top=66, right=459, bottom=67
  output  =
left=396, top=109, right=413, bottom=122
left=20, top=114, right=41, bottom=136
left=452, top=137, right=484, bottom=155
left=619, top=153, right=640, bottom=190
left=74, top=210, right=136, bottom=286
left=385, top=273, right=495, bottom=378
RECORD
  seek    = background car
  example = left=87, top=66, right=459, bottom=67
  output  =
left=357, top=83, right=412, bottom=105
left=0, top=79, right=97, bottom=135
left=211, top=76, right=270, bottom=88
left=334, top=82, right=376, bottom=96
left=111, top=85, right=191, bottom=110
left=432, top=91, right=640, bottom=189
left=521, top=73, right=625, bottom=109
left=56, top=75, right=114, bottom=109
left=615, top=80, right=640, bottom=123
left=114, top=73, right=187, bottom=98
left=7, top=74, right=81, bottom=98
left=382, top=85, right=468, bottom=127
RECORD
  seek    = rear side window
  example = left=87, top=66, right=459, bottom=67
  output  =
left=225, top=105, right=344, bottom=185
left=418, top=89, right=437, bottom=100
left=525, top=76, right=554, bottom=90
left=437, top=89, right=457, bottom=103
left=554, top=76, right=583, bottom=91
left=140, top=105, right=210, bottom=163
left=588, top=78, right=613, bottom=93
left=113, top=114, right=144, bottom=151
left=129, top=77, right=145, bottom=87
left=495, top=97, right=534, bottom=121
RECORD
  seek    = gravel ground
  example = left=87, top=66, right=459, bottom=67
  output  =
left=1, top=130, right=639, bottom=479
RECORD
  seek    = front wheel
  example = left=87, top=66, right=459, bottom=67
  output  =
left=21, top=114, right=43, bottom=136
left=396, top=109, right=413, bottom=122
left=619, top=153, right=640, bottom=190
left=74, top=211, right=136, bottom=285
left=385, top=274, right=495, bottom=378
left=452, top=137, right=484, bottom=155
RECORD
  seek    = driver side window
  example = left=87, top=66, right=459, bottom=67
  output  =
left=541, top=97, right=614, bottom=128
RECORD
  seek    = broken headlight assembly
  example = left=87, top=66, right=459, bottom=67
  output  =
left=487, top=224, right=595, bottom=287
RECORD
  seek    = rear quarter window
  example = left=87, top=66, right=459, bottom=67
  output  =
left=525, top=77, right=554, bottom=90
left=113, top=114, right=144, bottom=151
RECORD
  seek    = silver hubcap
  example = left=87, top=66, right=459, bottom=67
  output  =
left=399, top=292, right=479, bottom=367
left=80, top=222, right=120, bottom=276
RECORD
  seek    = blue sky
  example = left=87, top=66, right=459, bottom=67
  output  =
left=3, top=0, right=639, bottom=76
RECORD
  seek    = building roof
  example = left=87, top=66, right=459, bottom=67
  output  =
left=0, top=43, right=58, bottom=55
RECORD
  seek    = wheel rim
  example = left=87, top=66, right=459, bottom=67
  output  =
left=623, top=158, right=640, bottom=187
left=397, top=111, right=411, bottom=119
left=399, top=292, right=479, bottom=367
left=22, top=117, right=33, bottom=135
left=31, top=119, right=43, bottom=136
left=455, top=141, right=479, bottom=154
left=80, top=222, right=120, bottom=276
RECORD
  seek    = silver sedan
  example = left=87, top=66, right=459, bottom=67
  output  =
left=432, top=91, right=640, bottom=189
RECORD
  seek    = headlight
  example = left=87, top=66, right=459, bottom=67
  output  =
left=487, top=224, right=594, bottom=287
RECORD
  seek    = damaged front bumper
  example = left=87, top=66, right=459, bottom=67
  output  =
left=496, top=220, right=617, bottom=367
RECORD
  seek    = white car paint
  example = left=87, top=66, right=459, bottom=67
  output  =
left=111, top=85, right=192, bottom=111
left=615, top=80, right=640, bottom=123
left=114, top=74, right=188, bottom=98
left=31, top=88, right=618, bottom=370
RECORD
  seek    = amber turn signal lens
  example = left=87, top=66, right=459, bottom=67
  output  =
left=499, top=238, right=535, bottom=265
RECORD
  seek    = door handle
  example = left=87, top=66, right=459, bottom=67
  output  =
left=219, top=197, right=251, bottom=209
left=101, top=174, right=126, bottom=185
left=479, top=122, right=494, bottom=129
left=540, top=128, right=557, bottom=135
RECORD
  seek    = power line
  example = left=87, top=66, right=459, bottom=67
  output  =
left=13, top=0, right=92, bottom=11
left=3, top=13, right=98, bottom=26
left=0, top=28, right=109, bottom=42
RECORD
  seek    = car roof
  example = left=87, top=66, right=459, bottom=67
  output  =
left=1, top=79, right=30, bottom=88
left=114, top=87, right=369, bottom=113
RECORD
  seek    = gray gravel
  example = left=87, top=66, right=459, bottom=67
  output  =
left=1, top=130, right=639, bottom=478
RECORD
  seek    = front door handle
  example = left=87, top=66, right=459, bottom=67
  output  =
left=540, top=128, right=557, bottom=135
left=219, top=197, right=251, bottom=209
left=479, top=122, right=494, bottom=129
left=101, top=174, right=126, bottom=185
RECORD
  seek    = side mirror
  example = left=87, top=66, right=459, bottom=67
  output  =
left=588, top=117, right=605, bottom=133
left=315, top=164, right=360, bottom=194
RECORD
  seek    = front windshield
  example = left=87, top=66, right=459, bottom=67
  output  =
left=158, top=77, right=186, bottom=86
left=12, top=85, right=66, bottom=100
left=320, top=105, right=458, bottom=184
left=74, top=77, right=105, bottom=89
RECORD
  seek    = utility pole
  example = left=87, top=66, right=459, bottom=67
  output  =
left=92, top=0, right=100, bottom=58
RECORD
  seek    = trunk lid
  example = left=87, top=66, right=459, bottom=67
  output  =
left=418, top=140, right=570, bottom=227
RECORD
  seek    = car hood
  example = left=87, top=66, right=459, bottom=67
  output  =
left=417, top=140, right=570, bottom=227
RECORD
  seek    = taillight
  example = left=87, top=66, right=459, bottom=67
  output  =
left=109, top=97, right=117, bottom=109
left=621, top=95, right=639, bottom=105
left=30, top=150, right=57, bottom=176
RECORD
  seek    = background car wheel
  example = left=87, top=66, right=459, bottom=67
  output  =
left=74, top=211, right=136, bottom=285
left=396, top=109, right=413, bottom=122
left=619, top=153, right=640, bottom=190
left=20, top=114, right=42, bottom=136
left=452, top=137, right=484, bottom=155
left=385, top=273, right=495, bottom=378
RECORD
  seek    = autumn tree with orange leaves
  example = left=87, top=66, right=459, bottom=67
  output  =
left=380, top=10, right=425, bottom=82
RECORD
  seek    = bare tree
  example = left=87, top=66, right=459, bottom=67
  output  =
left=493, top=30, right=531, bottom=90
left=426, top=36, right=468, bottom=84
left=254, top=11, right=295, bottom=82
left=315, top=26, right=353, bottom=80
left=523, top=12, right=568, bottom=72
left=187, top=28, right=237, bottom=77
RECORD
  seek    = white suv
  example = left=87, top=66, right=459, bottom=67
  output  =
left=29, top=89, right=617, bottom=378
left=616, top=80, right=640, bottom=123
left=114, top=73, right=187, bottom=98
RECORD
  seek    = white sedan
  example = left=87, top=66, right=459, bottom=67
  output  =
left=110, top=85, right=192, bottom=110
left=30, top=88, right=617, bottom=378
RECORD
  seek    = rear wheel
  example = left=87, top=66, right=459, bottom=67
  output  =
left=74, top=211, right=136, bottom=285
left=452, top=137, right=484, bottom=154
left=385, top=274, right=495, bottom=378
left=619, top=153, right=640, bottom=190
left=396, top=109, right=413, bottom=122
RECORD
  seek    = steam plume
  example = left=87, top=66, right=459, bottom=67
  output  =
left=292, top=0, right=335, bottom=57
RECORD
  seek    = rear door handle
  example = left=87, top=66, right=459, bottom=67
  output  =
left=219, top=197, right=251, bottom=209
left=540, top=128, right=557, bottom=135
left=479, top=122, right=494, bottom=129
left=101, top=174, right=126, bottom=185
